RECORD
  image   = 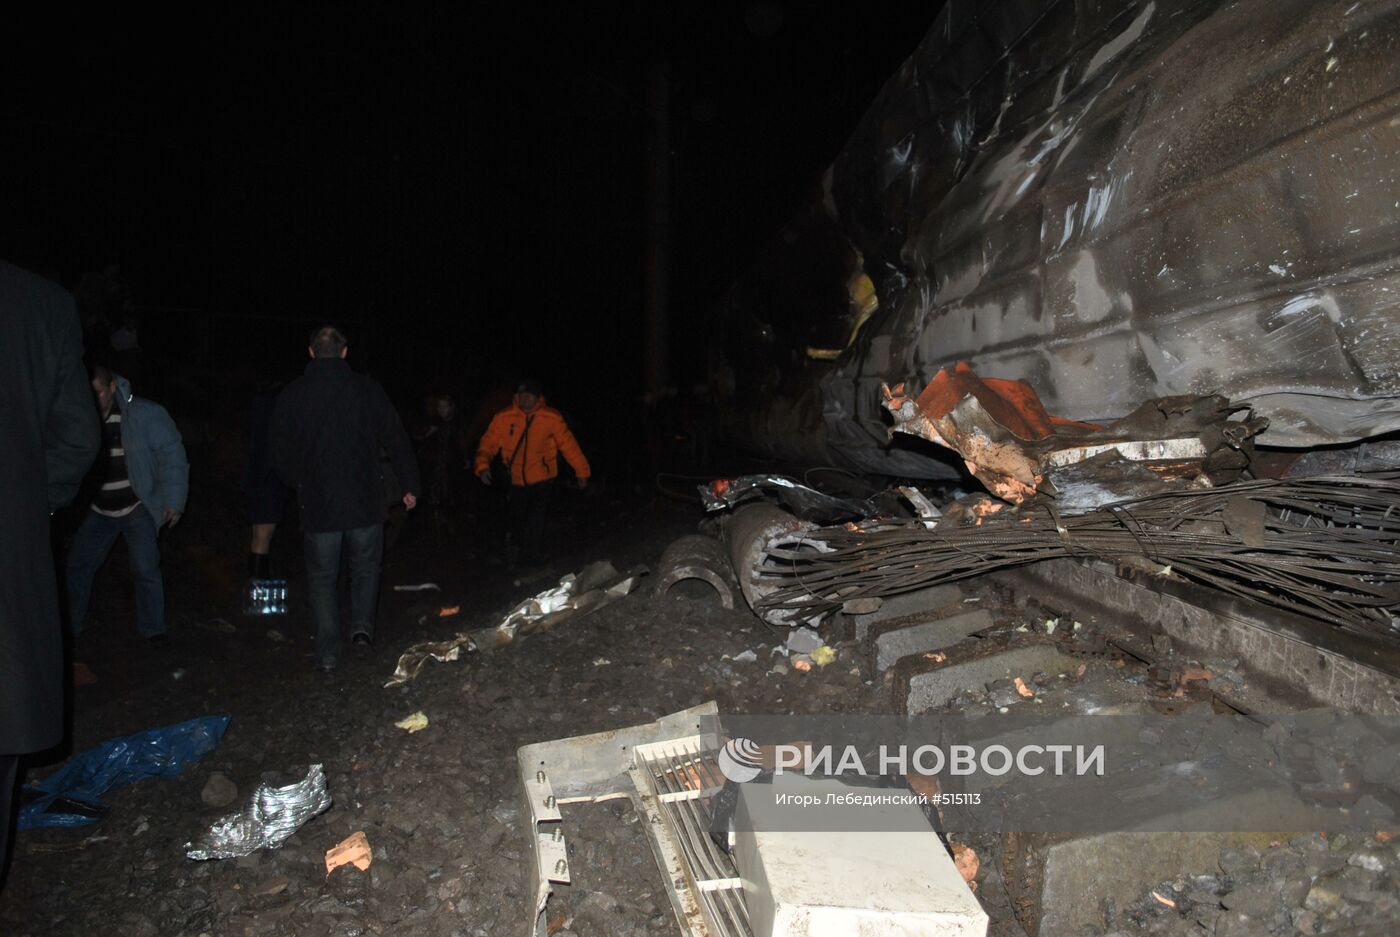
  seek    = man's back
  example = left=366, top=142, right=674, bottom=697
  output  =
left=271, top=357, right=418, bottom=533
left=0, top=262, right=100, bottom=753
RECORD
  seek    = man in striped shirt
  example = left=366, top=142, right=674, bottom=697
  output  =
left=64, top=365, right=188, bottom=646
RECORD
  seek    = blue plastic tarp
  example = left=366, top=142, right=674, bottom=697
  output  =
left=19, top=715, right=230, bottom=830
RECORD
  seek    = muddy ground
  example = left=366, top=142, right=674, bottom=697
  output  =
left=1, top=465, right=894, bottom=937
left=5, top=451, right=1397, bottom=937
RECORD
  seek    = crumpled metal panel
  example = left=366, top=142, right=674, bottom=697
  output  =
left=882, top=361, right=1267, bottom=507
left=717, top=0, right=1400, bottom=470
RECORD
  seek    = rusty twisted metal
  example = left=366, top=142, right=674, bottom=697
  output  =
left=755, top=474, right=1400, bottom=635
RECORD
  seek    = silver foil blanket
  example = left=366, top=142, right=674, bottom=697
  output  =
left=185, top=764, right=332, bottom=860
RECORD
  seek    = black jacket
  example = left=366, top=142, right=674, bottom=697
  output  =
left=0, top=262, right=101, bottom=753
left=270, top=358, right=419, bottom=533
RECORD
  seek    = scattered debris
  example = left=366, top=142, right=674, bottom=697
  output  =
left=394, top=711, right=429, bottom=733
left=472, top=561, right=645, bottom=651
left=1150, top=890, right=1177, bottom=909
left=792, top=659, right=813, bottom=673
left=392, top=582, right=441, bottom=592
left=171, top=668, right=187, bottom=681
left=882, top=365, right=1265, bottom=509
left=324, top=831, right=373, bottom=875
left=254, top=876, right=290, bottom=896
left=655, top=533, right=738, bottom=609
left=756, top=475, right=1400, bottom=635
left=384, top=562, right=645, bottom=687
left=265, top=629, right=286, bottom=643
left=437, top=605, right=461, bottom=617
left=731, top=649, right=758, bottom=664
left=185, top=764, right=331, bottom=860
left=1044, top=618, right=1058, bottom=634
left=952, top=844, right=979, bottom=887
left=786, top=627, right=823, bottom=656
left=1013, top=677, right=1035, bottom=699
left=592, top=657, right=611, bottom=667
left=924, top=651, right=948, bottom=663
left=810, top=646, right=837, bottom=668
left=700, top=474, right=878, bottom=522
left=20, top=716, right=230, bottom=830
left=200, top=772, right=239, bottom=809
left=383, top=633, right=474, bottom=688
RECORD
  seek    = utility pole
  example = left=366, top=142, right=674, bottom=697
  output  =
left=643, top=60, right=671, bottom=410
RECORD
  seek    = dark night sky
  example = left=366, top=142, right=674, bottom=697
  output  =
left=3, top=5, right=937, bottom=421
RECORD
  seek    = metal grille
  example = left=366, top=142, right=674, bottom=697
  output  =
left=632, top=738, right=751, bottom=937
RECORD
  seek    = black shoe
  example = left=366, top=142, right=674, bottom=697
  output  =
left=148, top=633, right=170, bottom=648
left=351, top=633, right=373, bottom=655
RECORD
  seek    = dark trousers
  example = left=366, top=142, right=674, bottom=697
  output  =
left=303, top=524, right=383, bottom=667
left=65, top=508, right=165, bottom=637
left=0, top=754, right=18, bottom=891
left=507, top=480, right=554, bottom=564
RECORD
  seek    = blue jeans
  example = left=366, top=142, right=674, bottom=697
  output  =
left=304, top=525, right=383, bottom=667
left=65, top=509, right=165, bottom=638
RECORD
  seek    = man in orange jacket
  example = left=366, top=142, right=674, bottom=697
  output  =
left=474, top=380, right=590, bottom=566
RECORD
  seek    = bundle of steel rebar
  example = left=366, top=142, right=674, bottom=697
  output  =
left=756, top=474, right=1400, bottom=634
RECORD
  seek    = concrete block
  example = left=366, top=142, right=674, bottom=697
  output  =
left=875, top=609, right=994, bottom=672
left=1016, top=830, right=1280, bottom=936
left=1005, top=559, right=1400, bottom=715
left=904, top=645, right=1081, bottom=715
left=852, top=583, right=964, bottom=642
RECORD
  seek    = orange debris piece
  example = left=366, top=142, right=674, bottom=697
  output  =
left=952, top=844, right=980, bottom=885
left=325, top=831, right=373, bottom=876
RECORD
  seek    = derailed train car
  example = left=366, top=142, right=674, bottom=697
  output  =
left=712, top=0, right=1400, bottom=480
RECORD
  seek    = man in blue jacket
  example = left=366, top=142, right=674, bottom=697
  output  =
left=65, top=365, right=189, bottom=645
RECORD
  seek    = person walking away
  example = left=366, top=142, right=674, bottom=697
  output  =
left=65, top=364, right=188, bottom=646
left=415, top=393, right=468, bottom=543
left=0, top=262, right=100, bottom=889
left=244, top=377, right=289, bottom=581
left=271, top=326, right=419, bottom=672
left=473, top=380, right=590, bottom=567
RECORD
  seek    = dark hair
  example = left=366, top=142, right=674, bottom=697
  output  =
left=516, top=379, right=543, bottom=397
left=309, top=325, right=347, bottom=358
left=91, top=363, right=116, bottom=386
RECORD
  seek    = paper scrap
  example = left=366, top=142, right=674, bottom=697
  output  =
left=395, top=711, right=429, bottom=733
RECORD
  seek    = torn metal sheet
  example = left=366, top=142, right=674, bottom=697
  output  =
left=712, top=0, right=1400, bottom=478
left=385, top=562, right=645, bottom=686
left=884, top=363, right=1266, bottom=508
left=383, top=633, right=474, bottom=688
left=701, top=474, right=877, bottom=523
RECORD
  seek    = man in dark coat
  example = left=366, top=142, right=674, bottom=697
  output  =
left=271, top=326, right=419, bottom=672
left=0, top=262, right=101, bottom=886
